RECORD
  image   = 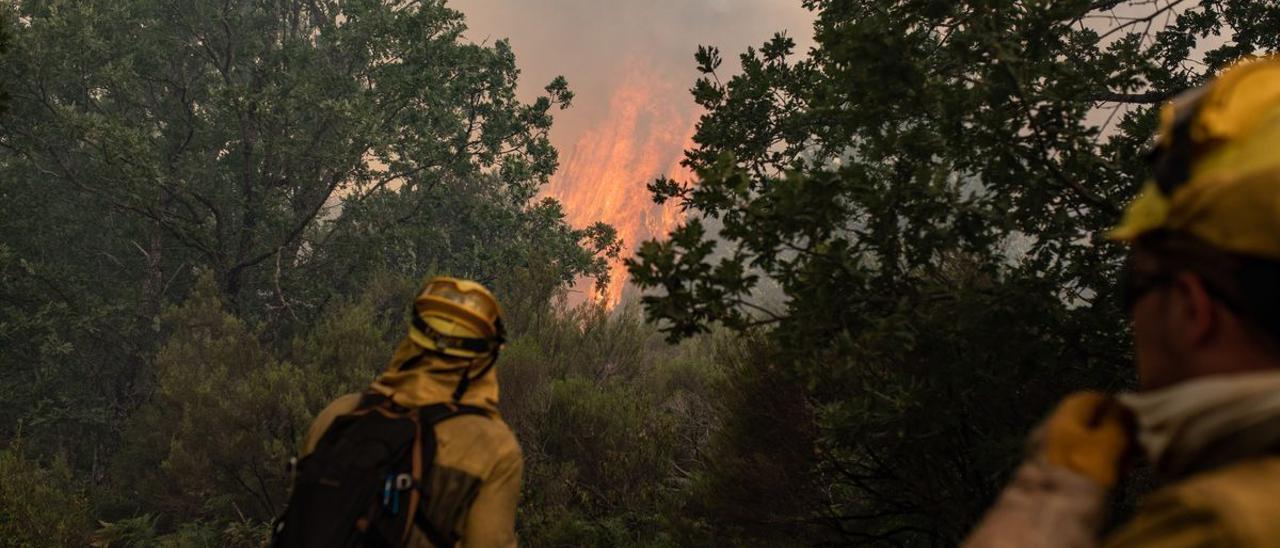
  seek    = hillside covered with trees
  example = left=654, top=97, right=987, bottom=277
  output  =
left=2, top=0, right=1279, bottom=546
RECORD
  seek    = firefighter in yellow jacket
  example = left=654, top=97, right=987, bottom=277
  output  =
left=966, top=55, right=1280, bottom=547
left=303, top=277, right=522, bottom=547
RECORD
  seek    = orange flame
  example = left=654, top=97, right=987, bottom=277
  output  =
left=545, top=60, right=696, bottom=308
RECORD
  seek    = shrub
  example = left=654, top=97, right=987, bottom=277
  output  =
left=0, top=441, right=93, bottom=546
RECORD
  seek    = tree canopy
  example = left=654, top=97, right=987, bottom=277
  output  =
left=630, top=0, right=1280, bottom=543
left=4, top=0, right=1280, bottom=546
left=0, top=0, right=613, bottom=502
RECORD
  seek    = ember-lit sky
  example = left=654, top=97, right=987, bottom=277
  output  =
left=455, top=0, right=815, bottom=304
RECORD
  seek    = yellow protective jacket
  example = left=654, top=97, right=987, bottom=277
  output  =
left=1104, top=371, right=1280, bottom=546
left=1104, top=456, right=1280, bottom=547
left=302, top=337, right=523, bottom=548
left=966, top=372, right=1280, bottom=548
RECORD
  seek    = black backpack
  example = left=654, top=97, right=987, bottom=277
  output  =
left=272, top=393, right=488, bottom=548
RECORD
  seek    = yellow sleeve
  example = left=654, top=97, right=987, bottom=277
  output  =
left=460, top=443, right=523, bottom=548
left=1103, top=494, right=1233, bottom=548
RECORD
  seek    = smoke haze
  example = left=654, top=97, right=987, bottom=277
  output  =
left=454, top=0, right=815, bottom=304
left=457, top=0, right=814, bottom=136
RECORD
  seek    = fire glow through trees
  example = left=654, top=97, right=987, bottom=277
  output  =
left=455, top=0, right=814, bottom=308
left=543, top=58, right=697, bottom=307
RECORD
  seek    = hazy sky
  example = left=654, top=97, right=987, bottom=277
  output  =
left=455, top=0, right=815, bottom=139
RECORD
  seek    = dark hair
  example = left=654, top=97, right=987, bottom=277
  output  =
left=1133, top=230, right=1280, bottom=349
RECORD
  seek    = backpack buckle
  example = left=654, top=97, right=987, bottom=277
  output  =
left=394, top=473, right=413, bottom=491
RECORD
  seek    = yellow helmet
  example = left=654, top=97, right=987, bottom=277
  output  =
left=1109, top=54, right=1280, bottom=259
left=406, top=276, right=506, bottom=359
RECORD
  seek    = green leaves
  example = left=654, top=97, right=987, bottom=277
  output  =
left=694, top=44, right=722, bottom=74
left=629, top=0, right=1279, bottom=542
left=544, top=75, right=574, bottom=109
left=0, top=0, right=620, bottom=540
left=1, top=0, right=597, bottom=316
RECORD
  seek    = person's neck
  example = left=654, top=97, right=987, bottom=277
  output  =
left=1188, top=345, right=1280, bottom=380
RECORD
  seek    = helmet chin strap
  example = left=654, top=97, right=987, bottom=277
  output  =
left=403, top=305, right=507, bottom=402
left=451, top=319, right=506, bottom=402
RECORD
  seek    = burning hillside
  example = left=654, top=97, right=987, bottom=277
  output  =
left=544, top=59, right=697, bottom=307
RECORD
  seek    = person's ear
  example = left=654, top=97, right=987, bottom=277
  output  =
left=1171, top=272, right=1216, bottom=345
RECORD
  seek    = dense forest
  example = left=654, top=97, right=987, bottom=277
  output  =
left=2, top=0, right=1279, bottom=546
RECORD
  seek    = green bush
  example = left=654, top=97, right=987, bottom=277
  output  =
left=100, top=272, right=413, bottom=532
left=93, top=514, right=269, bottom=547
left=497, top=303, right=728, bottom=546
left=83, top=272, right=731, bottom=546
left=0, top=441, right=93, bottom=546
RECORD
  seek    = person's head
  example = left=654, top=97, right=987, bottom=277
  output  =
left=398, top=276, right=506, bottom=374
left=375, top=277, right=508, bottom=408
left=1123, top=232, right=1280, bottom=389
left=1111, top=55, right=1280, bottom=390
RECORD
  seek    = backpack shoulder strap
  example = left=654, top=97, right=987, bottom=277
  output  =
left=397, top=403, right=491, bottom=547
left=453, top=403, right=491, bottom=419
left=418, top=403, right=490, bottom=425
